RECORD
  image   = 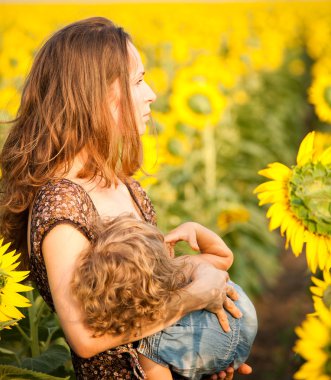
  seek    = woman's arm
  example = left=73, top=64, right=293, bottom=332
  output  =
left=165, top=222, right=233, bottom=270
left=43, top=223, right=241, bottom=358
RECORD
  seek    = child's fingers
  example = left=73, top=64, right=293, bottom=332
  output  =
left=165, top=224, right=200, bottom=251
left=237, top=363, right=252, bottom=375
left=164, top=231, right=181, bottom=243
left=165, top=242, right=175, bottom=257
left=188, top=232, right=199, bottom=251
left=224, top=366, right=234, bottom=380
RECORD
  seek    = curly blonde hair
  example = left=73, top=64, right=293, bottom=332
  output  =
left=71, top=215, right=187, bottom=337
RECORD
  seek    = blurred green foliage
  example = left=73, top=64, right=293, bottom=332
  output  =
left=147, top=55, right=313, bottom=296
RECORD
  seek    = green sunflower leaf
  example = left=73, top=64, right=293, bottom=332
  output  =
left=20, top=345, right=70, bottom=374
left=0, top=364, right=69, bottom=379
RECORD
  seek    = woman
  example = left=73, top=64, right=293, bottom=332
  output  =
left=0, top=17, right=251, bottom=379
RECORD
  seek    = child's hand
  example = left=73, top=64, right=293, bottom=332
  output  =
left=164, top=222, right=200, bottom=257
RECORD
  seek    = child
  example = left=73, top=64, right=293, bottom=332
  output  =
left=71, top=215, right=257, bottom=380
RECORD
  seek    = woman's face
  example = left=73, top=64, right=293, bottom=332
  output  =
left=128, top=42, right=157, bottom=135
left=110, top=43, right=157, bottom=135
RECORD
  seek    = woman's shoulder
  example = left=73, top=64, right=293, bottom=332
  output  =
left=125, top=177, right=157, bottom=226
left=31, top=178, right=98, bottom=238
left=34, top=178, right=96, bottom=213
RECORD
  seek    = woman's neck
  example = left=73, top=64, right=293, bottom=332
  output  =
left=59, top=151, right=122, bottom=190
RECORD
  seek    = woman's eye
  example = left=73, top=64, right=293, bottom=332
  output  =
left=136, top=79, right=143, bottom=85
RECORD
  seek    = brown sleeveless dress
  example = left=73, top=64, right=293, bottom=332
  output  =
left=29, top=177, right=157, bottom=380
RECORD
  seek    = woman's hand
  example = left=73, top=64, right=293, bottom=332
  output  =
left=187, top=260, right=242, bottom=332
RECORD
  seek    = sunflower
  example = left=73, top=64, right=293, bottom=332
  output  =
left=170, top=80, right=227, bottom=130
left=312, top=56, right=331, bottom=78
left=173, top=55, right=241, bottom=90
left=0, top=239, right=32, bottom=328
left=254, top=132, right=331, bottom=273
left=314, top=132, right=331, bottom=158
left=217, top=206, right=250, bottom=232
left=311, top=269, right=331, bottom=315
left=293, top=304, right=331, bottom=380
left=309, top=74, right=331, bottom=123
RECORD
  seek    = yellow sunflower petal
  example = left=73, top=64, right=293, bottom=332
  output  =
left=3, top=261, right=21, bottom=272
left=0, top=240, right=13, bottom=257
left=291, top=223, right=305, bottom=256
left=280, top=212, right=292, bottom=236
left=310, top=285, right=324, bottom=297
left=296, top=132, right=315, bottom=167
left=318, top=303, right=331, bottom=327
left=2, top=291, right=31, bottom=307
left=317, top=236, right=329, bottom=271
left=254, top=180, right=286, bottom=194
left=7, top=270, right=30, bottom=282
left=0, top=304, right=25, bottom=320
left=256, top=191, right=286, bottom=206
left=306, top=232, right=319, bottom=273
left=284, top=215, right=297, bottom=249
left=1, top=252, right=21, bottom=269
left=0, top=308, right=13, bottom=322
left=310, top=276, right=326, bottom=289
left=5, top=282, right=33, bottom=293
left=258, top=162, right=292, bottom=181
left=318, top=146, right=331, bottom=165
left=324, top=268, right=331, bottom=283
left=0, top=239, right=32, bottom=327
left=268, top=205, right=287, bottom=231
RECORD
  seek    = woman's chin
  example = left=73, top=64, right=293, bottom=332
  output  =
left=138, top=123, right=147, bottom=136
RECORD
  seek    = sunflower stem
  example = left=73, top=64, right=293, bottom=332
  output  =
left=26, top=290, right=40, bottom=357
left=202, top=125, right=216, bottom=197
left=35, top=297, right=47, bottom=324
left=15, top=323, right=31, bottom=345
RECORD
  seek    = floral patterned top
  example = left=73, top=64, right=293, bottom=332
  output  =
left=29, top=177, right=157, bottom=380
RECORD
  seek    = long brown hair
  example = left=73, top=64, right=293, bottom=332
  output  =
left=0, top=17, right=142, bottom=262
left=71, top=215, right=188, bottom=337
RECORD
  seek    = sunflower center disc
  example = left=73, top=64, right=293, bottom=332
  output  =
left=188, top=94, right=212, bottom=115
left=0, top=273, right=7, bottom=290
left=289, top=162, right=331, bottom=235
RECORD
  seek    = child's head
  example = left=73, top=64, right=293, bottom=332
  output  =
left=71, top=214, right=186, bottom=337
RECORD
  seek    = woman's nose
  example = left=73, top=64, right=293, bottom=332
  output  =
left=145, top=84, right=157, bottom=103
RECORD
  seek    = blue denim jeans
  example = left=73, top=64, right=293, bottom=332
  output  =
left=137, top=283, right=257, bottom=380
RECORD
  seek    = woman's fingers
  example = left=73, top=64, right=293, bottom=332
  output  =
left=223, top=296, right=242, bottom=319
left=215, top=308, right=230, bottom=332
left=226, top=283, right=239, bottom=301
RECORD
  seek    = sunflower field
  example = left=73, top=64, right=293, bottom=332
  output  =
left=0, top=1, right=331, bottom=379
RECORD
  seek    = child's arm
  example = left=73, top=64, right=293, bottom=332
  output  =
left=138, top=353, right=173, bottom=380
left=138, top=221, right=234, bottom=380
left=165, top=222, right=233, bottom=271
